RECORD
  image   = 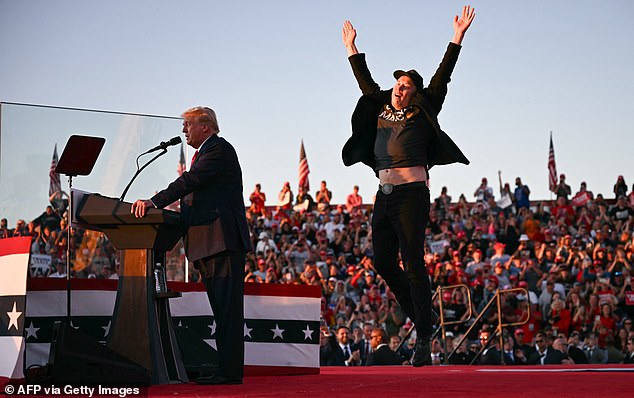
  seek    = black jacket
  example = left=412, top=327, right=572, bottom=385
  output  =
left=366, top=345, right=403, bottom=366
left=342, top=43, right=469, bottom=173
left=151, top=134, right=253, bottom=261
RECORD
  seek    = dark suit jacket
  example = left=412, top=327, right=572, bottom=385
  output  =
left=358, top=338, right=372, bottom=365
left=480, top=346, right=510, bottom=365
left=151, top=134, right=253, bottom=261
left=366, top=345, right=403, bottom=366
left=527, top=347, right=567, bottom=365
left=342, top=43, right=469, bottom=173
left=584, top=347, right=608, bottom=364
left=567, top=345, right=588, bottom=364
left=320, top=336, right=359, bottom=366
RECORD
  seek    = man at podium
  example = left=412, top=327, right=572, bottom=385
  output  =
left=132, top=106, right=253, bottom=385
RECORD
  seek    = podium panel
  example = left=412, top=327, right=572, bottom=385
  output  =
left=72, top=192, right=187, bottom=384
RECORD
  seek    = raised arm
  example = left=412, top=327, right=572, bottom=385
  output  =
left=342, top=20, right=359, bottom=57
left=451, top=5, right=476, bottom=45
left=343, top=20, right=381, bottom=95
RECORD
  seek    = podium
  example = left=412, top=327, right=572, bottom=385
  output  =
left=74, top=192, right=188, bottom=384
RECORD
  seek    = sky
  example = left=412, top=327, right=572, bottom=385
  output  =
left=1, top=0, right=633, bottom=223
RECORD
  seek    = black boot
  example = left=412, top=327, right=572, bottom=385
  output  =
left=411, top=338, right=431, bottom=367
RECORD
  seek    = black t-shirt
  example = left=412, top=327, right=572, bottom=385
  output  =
left=374, top=105, right=433, bottom=171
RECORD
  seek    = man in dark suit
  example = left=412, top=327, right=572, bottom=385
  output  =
left=366, top=327, right=403, bottom=366
left=584, top=331, right=608, bottom=364
left=623, top=337, right=634, bottom=364
left=132, top=106, right=252, bottom=385
left=340, top=6, right=475, bottom=367
left=527, top=332, right=568, bottom=365
left=320, top=326, right=361, bottom=366
left=358, top=322, right=374, bottom=366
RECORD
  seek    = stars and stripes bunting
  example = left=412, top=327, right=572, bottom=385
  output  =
left=23, top=279, right=320, bottom=376
left=0, top=237, right=32, bottom=379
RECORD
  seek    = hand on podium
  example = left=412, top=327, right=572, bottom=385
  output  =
left=132, top=199, right=156, bottom=218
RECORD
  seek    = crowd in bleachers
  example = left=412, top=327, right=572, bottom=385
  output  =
left=244, top=175, right=634, bottom=365
left=2, top=174, right=633, bottom=365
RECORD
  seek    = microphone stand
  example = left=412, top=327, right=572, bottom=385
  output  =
left=120, top=149, right=168, bottom=202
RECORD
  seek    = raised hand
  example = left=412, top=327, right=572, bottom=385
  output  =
left=342, top=20, right=359, bottom=56
left=452, top=5, right=476, bottom=45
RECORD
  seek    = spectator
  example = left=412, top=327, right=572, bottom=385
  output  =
left=0, top=218, right=12, bottom=239
left=12, top=219, right=28, bottom=237
left=571, top=181, right=594, bottom=208
left=527, top=332, right=567, bottom=365
left=613, top=175, right=628, bottom=199
left=566, top=331, right=588, bottom=364
left=33, top=205, right=61, bottom=232
left=584, top=331, right=608, bottom=364
left=474, top=177, right=494, bottom=203
left=49, top=190, right=69, bottom=217
left=448, top=333, right=476, bottom=364
left=345, top=185, right=363, bottom=215
left=315, top=180, right=332, bottom=213
left=551, top=336, right=574, bottom=364
left=555, top=174, right=572, bottom=201
left=293, top=186, right=315, bottom=213
left=546, top=298, right=571, bottom=337
left=478, top=329, right=501, bottom=365
left=608, top=195, right=633, bottom=223
left=388, top=335, right=410, bottom=364
left=434, top=186, right=453, bottom=220
left=366, top=327, right=403, bottom=365
left=48, top=261, right=67, bottom=278
left=248, top=183, right=267, bottom=217
left=277, top=181, right=293, bottom=211
left=320, top=325, right=360, bottom=366
left=623, top=337, right=634, bottom=364
left=514, top=177, right=531, bottom=211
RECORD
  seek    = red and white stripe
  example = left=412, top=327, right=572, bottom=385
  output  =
left=0, top=237, right=31, bottom=379
left=49, top=144, right=61, bottom=196
left=298, top=140, right=310, bottom=192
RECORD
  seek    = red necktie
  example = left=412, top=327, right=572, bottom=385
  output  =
left=190, top=150, right=199, bottom=168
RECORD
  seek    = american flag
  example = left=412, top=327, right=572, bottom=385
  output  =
left=49, top=144, right=61, bottom=196
left=298, top=140, right=310, bottom=192
left=548, top=132, right=557, bottom=193
left=177, top=142, right=186, bottom=176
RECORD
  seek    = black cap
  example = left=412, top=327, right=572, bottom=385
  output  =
left=393, top=69, right=424, bottom=92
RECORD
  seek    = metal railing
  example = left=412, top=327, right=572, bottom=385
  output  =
left=448, top=287, right=531, bottom=365
left=396, top=283, right=473, bottom=359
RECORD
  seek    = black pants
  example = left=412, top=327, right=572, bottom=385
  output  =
left=372, top=182, right=432, bottom=338
left=195, top=250, right=245, bottom=379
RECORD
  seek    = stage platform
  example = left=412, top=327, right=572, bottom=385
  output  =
left=5, top=365, right=630, bottom=398
left=147, top=365, right=633, bottom=397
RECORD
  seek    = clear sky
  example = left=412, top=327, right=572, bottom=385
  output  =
left=1, top=0, right=633, bottom=223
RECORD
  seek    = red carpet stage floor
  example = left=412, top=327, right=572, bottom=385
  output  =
left=5, top=365, right=631, bottom=398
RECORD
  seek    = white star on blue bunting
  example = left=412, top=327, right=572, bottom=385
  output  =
left=271, top=324, right=285, bottom=340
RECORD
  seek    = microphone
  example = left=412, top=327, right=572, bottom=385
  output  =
left=143, top=136, right=182, bottom=154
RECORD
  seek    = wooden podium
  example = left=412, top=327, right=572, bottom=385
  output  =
left=74, top=192, right=188, bottom=384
